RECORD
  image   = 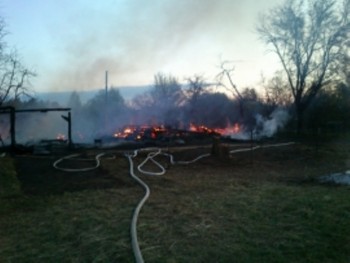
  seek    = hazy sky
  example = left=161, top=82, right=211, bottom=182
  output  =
left=1, top=0, right=282, bottom=93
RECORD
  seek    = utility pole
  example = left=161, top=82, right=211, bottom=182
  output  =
left=105, top=70, right=108, bottom=133
left=105, top=70, right=108, bottom=104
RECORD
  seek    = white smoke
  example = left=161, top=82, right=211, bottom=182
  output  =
left=225, top=108, right=290, bottom=141
left=224, top=128, right=251, bottom=141
left=254, top=108, right=290, bottom=138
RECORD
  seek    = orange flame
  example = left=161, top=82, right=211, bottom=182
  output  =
left=56, top=133, right=66, bottom=140
left=113, top=123, right=242, bottom=140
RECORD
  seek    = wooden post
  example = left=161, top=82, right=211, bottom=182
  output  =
left=61, top=111, right=73, bottom=148
left=0, top=106, right=16, bottom=150
left=10, top=107, right=16, bottom=150
left=250, top=129, right=253, bottom=164
left=211, top=136, right=229, bottom=159
left=68, top=111, right=72, bottom=148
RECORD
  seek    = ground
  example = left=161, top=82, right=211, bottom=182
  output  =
left=13, top=141, right=350, bottom=195
left=1, top=139, right=350, bottom=262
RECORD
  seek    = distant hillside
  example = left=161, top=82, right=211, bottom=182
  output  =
left=35, top=85, right=151, bottom=105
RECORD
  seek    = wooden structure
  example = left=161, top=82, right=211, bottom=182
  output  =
left=0, top=107, right=72, bottom=150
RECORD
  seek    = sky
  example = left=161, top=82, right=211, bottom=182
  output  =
left=0, top=0, right=282, bottom=93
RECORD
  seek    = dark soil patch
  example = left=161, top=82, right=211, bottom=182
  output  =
left=14, top=155, right=134, bottom=196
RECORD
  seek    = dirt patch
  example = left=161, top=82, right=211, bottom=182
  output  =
left=14, top=154, right=135, bottom=196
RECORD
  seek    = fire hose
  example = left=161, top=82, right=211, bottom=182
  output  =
left=53, top=153, right=115, bottom=172
left=229, top=141, right=295, bottom=154
left=125, top=148, right=211, bottom=263
left=52, top=142, right=295, bottom=263
left=126, top=142, right=295, bottom=263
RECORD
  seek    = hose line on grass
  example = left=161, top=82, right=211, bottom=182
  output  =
left=229, top=142, right=295, bottom=154
left=126, top=142, right=295, bottom=263
left=125, top=151, right=150, bottom=263
left=52, top=142, right=295, bottom=263
left=53, top=153, right=115, bottom=172
left=125, top=148, right=212, bottom=263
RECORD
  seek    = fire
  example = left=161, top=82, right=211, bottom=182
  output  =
left=113, top=123, right=242, bottom=141
left=56, top=133, right=66, bottom=140
left=216, top=123, right=241, bottom=136
left=114, top=126, right=137, bottom=138
left=114, top=125, right=167, bottom=140
left=189, top=123, right=215, bottom=134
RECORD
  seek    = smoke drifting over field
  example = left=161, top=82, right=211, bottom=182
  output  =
left=0, top=86, right=291, bottom=146
left=0, top=111, right=70, bottom=145
left=40, top=0, right=280, bottom=92
left=224, top=108, right=290, bottom=140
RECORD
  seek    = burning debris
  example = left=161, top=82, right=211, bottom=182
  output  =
left=108, top=121, right=266, bottom=147
left=0, top=106, right=290, bottom=152
left=112, top=124, right=220, bottom=145
left=56, top=133, right=66, bottom=141
left=113, top=123, right=249, bottom=142
left=114, top=125, right=168, bottom=141
left=0, top=106, right=72, bottom=153
left=0, top=79, right=292, bottom=151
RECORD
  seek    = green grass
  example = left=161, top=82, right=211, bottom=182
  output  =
left=0, top=141, right=350, bottom=262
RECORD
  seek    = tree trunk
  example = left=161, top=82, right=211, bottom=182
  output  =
left=296, top=103, right=305, bottom=136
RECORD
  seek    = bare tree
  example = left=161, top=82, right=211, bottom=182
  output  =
left=184, top=75, right=210, bottom=124
left=337, top=35, right=350, bottom=86
left=151, top=73, right=184, bottom=109
left=185, top=75, right=211, bottom=104
left=0, top=18, right=35, bottom=106
left=262, top=71, right=293, bottom=107
left=216, top=61, right=243, bottom=101
left=257, top=0, right=350, bottom=132
left=216, top=61, right=244, bottom=118
left=67, top=91, right=82, bottom=110
left=143, top=73, right=185, bottom=126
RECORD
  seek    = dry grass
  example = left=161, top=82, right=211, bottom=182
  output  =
left=1, top=141, right=350, bottom=262
left=0, top=157, right=21, bottom=197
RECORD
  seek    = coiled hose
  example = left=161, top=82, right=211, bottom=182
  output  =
left=126, top=142, right=295, bottom=263
left=125, top=147, right=212, bottom=263
left=53, top=142, right=295, bottom=263
left=53, top=153, right=115, bottom=172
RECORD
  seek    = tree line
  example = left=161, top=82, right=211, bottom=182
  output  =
left=2, top=70, right=349, bottom=143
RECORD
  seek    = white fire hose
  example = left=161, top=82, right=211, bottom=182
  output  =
left=229, top=141, right=295, bottom=154
left=53, top=153, right=115, bottom=172
left=52, top=141, right=295, bottom=263
left=125, top=147, right=211, bottom=263
left=126, top=142, right=295, bottom=263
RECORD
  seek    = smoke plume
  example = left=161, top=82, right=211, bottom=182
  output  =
left=254, top=108, right=290, bottom=138
left=43, top=0, right=280, bottom=91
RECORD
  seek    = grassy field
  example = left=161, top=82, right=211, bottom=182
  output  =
left=0, top=140, right=350, bottom=262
